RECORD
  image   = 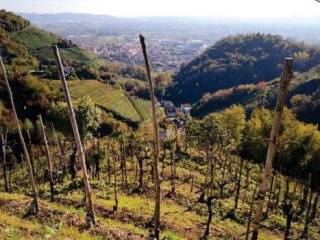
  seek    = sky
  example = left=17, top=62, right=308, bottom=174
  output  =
left=1, top=0, right=320, bottom=18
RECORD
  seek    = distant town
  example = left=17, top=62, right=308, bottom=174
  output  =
left=75, top=36, right=209, bottom=72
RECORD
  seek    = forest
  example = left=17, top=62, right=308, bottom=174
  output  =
left=191, top=66, right=320, bottom=123
left=0, top=10, right=320, bottom=240
left=168, top=34, right=320, bottom=104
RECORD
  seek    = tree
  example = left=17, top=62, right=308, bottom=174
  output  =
left=48, top=97, right=101, bottom=139
left=154, top=72, right=172, bottom=99
left=75, top=96, right=101, bottom=140
left=242, top=108, right=272, bottom=163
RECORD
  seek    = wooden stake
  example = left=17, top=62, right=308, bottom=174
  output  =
left=26, top=129, right=36, bottom=178
left=0, top=56, right=39, bottom=213
left=52, top=45, right=96, bottom=225
left=39, top=115, right=55, bottom=201
left=112, top=153, right=118, bottom=212
left=139, top=34, right=161, bottom=240
left=251, top=58, right=293, bottom=240
left=50, top=122, right=65, bottom=175
left=1, top=131, right=9, bottom=192
left=245, top=184, right=258, bottom=240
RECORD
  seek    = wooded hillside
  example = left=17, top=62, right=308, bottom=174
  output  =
left=168, top=33, right=320, bottom=104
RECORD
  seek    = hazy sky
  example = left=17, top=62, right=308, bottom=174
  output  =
left=2, top=0, right=320, bottom=18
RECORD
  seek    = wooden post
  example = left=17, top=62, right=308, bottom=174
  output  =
left=52, top=45, right=96, bottom=225
left=302, top=173, right=313, bottom=237
left=251, top=58, right=293, bottom=240
left=139, top=34, right=161, bottom=240
left=113, top=153, right=119, bottom=212
left=0, top=56, right=39, bottom=213
left=170, top=142, right=176, bottom=195
left=50, top=122, right=63, bottom=163
left=234, top=157, right=244, bottom=210
left=265, top=169, right=276, bottom=217
left=26, top=129, right=36, bottom=178
left=1, top=131, right=9, bottom=192
left=245, top=184, right=258, bottom=240
left=39, top=115, right=55, bottom=201
left=202, top=196, right=214, bottom=239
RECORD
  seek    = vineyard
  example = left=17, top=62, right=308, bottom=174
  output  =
left=0, top=136, right=319, bottom=240
left=12, top=26, right=105, bottom=68
left=49, top=80, right=151, bottom=123
left=0, top=9, right=320, bottom=240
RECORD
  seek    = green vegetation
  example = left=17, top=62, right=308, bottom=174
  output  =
left=0, top=10, right=152, bottom=130
left=48, top=80, right=151, bottom=123
left=1, top=9, right=320, bottom=240
left=192, top=66, right=320, bottom=123
left=168, top=33, right=320, bottom=104
left=1, top=106, right=319, bottom=239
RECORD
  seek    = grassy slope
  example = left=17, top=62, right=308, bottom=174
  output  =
left=49, top=80, right=151, bottom=123
left=12, top=26, right=105, bottom=67
left=2, top=160, right=316, bottom=240
left=1, top=143, right=319, bottom=240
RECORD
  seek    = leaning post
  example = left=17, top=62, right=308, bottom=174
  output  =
left=39, top=114, right=55, bottom=201
left=0, top=56, right=39, bottom=213
left=251, top=58, right=293, bottom=240
left=139, top=34, right=161, bottom=240
left=52, top=45, right=96, bottom=225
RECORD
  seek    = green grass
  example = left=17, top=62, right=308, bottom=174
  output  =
left=1, top=142, right=319, bottom=240
left=12, top=27, right=58, bottom=50
left=49, top=80, right=151, bottom=123
left=0, top=209, right=100, bottom=240
left=132, top=98, right=151, bottom=122
left=12, top=27, right=105, bottom=68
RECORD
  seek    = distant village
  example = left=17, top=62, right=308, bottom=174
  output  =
left=78, top=36, right=209, bottom=72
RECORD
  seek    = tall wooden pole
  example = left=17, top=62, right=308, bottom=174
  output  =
left=246, top=184, right=258, bottom=240
left=0, top=56, right=39, bottom=213
left=1, top=131, right=9, bottom=192
left=251, top=58, right=293, bottom=240
left=52, top=45, right=96, bottom=225
left=139, top=34, right=161, bottom=240
left=50, top=122, right=64, bottom=169
left=26, top=129, right=36, bottom=177
left=39, top=115, right=55, bottom=201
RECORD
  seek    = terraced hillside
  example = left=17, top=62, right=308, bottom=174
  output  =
left=12, top=26, right=105, bottom=67
left=49, top=80, right=151, bottom=123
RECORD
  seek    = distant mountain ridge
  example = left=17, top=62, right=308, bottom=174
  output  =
left=19, top=12, right=116, bottom=24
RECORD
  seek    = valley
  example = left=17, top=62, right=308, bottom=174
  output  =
left=1, top=8, right=320, bottom=240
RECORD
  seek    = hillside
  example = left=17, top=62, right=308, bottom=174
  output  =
left=167, top=33, right=320, bottom=104
left=1, top=10, right=320, bottom=240
left=192, top=66, right=320, bottom=122
left=1, top=126, right=320, bottom=240
left=0, top=10, right=105, bottom=69
left=49, top=80, right=151, bottom=123
left=11, top=26, right=105, bottom=68
left=0, top=10, right=152, bottom=127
